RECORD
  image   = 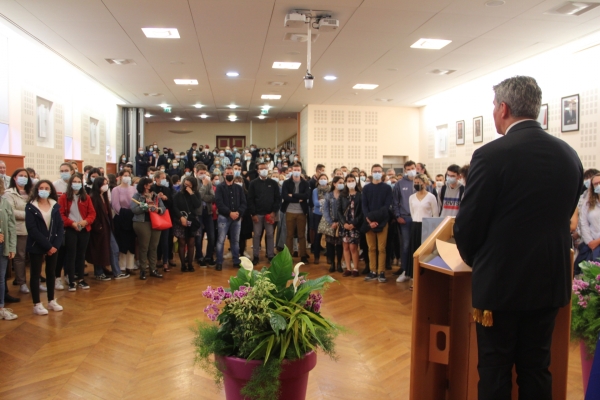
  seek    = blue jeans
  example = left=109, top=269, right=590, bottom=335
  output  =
left=196, top=211, right=215, bottom=260
left=399, top=216, right=413, bottom=272
left=94, top=233, right=122, bottom=277
left=0, top=243, right=6, bottom=308
left=216, top=215, right=241, bottom=265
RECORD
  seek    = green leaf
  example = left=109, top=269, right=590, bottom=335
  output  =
left=269, top=311, right=287, bottom=332
left=229, top=276, right=243, bottom=292
left=247, top=336, right=271, bottom=360
left=264, top=335, right=275, bottom=364
left=236, top=268, right=250, bottom=284
left=267, top=247, right=294, bottom=290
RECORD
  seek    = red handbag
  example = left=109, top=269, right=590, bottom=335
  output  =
left=149, top=197, right=172, bottom=230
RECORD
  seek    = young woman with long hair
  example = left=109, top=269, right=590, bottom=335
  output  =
left=338, top=174, right=363, bottom=277
left=172, top=176, right=202, bottom=272
left=25, top=180, right=64, bottom=315
left=323, top=176, right=344, bottom=273
left=0, top=181, right=17, bottom=320
left=112, top=169, right=138, bottom=274
left=58, top=174, right=96, bottom=291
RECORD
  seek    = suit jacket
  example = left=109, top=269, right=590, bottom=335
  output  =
left=564, top=109, right=577, bottom=125
left=157, top=154, right=170, bottom=168
left=198, top=151, right=214, bottom=169
left=454, top=120, right=583, bottom=311
left=135, top=154, right=149, bottom=177
left=242, top=160, right=257, bottom=181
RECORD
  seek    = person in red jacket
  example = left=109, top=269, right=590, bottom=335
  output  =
left=58, top=174, right=96, bottom=291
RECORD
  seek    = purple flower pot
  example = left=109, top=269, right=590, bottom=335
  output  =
left=216, top=351, right=317, bottom=400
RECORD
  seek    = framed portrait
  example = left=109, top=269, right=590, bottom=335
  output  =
left=473, top=116, right=483, bottom=143
left=537, top=104, right=548, bottom=130
left=456, top=120, right=465, bottom=145
left=561, top=94, right=579, bottom=132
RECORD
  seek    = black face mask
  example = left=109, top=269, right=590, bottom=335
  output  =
left=225, top=175, right=234, bottom=182
left=164, top=151, right=168, bottom=154
left=414, top=184, right=423, bottom=191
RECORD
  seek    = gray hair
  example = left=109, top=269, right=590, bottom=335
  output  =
left=492, top=76, right=542, bottom=119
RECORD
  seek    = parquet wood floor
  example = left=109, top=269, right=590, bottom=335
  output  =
left=0, top=248, right=585, bottom=399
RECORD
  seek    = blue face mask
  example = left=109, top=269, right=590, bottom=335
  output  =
left=160, top=179, right=169, bottom=187
left=584, top=179, right=591, bottom=189
left=292, top=171, right=301, bottom=178
left=90, top=177, right=96, bottom=183
left=372, top=172, right=382, bottom=181
left=16, top=176, right=29, bottom=186
left=173, top=184, right=181, bottom=191
left=60, top=172, right=71, bottom=181
left=38, top=190, right=50, bottom=199
left=71, top=183, right=82, bottom=191
left=234, top=170, right=241, bottom=177
left=446, top=177, right=457, bottom=185
left=595, top=186, right=600, bottom=194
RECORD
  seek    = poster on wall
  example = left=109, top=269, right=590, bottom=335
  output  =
left=537, top=104, right=548, bottom=130
left=473, top=116, right=483, bottom=143
left=456, top=120, right=465, bottom=145
left=561, top=94, right=579, bottom=132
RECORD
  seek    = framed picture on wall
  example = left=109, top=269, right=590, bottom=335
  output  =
left=561, top=94, right=579, bottom=132
left=473, top=116, right=483, bottom=143
left=537, top=104, right=548, bottom=130
left=456, top=120, right=465, bottom=145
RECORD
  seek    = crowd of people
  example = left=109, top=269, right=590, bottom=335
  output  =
left=0, top=141, right=597, bottom=322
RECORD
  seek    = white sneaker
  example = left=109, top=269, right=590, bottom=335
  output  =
left=20, top=284, right=30, bottom=294
left=223, top=251, right=232, bottom=259
left=0, top=308, right=18, bottom=320
left=33, top=303, right=48, bottom=315
left=39, top=285, right=47, bottom=292
left=396, top=272, right=409, bottom=283
left=47, top=299, right=63, bottom=312
left=55, top=278, right=65, bottom=291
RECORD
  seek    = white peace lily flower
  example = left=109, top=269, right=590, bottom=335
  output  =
left=292, top=262, right=304, bottom=293
left=239, top=257, right=254, bottom=272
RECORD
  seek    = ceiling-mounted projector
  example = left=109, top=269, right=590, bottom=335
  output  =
left=318, top=18, right=339, bottom=31
left=284, top=13, right=306, bottom=28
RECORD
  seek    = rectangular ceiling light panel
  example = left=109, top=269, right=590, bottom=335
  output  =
left=142, top=28, right=180, bottom=38
left=261, top=95, right=282, bottom=99
left=410, top=38, right=452, bottom=50
left=272, top=62, right=301, bottom=69
left=174, top=79, right=198, bottom=85
left=353, top=84, right=379, bottom=90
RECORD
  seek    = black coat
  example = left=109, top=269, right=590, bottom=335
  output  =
left=157, top=154, right=170, bottom=168
left=247, top=178, right=281, bottom=216
left=25, top=201, right=64, bottom=254
left=454, top=120, right=583, bottom=311
left=281, top=178, right=311, bottom=214
left=215, top=182, right=247, bottom=217
left=172, top=190, right=202, bottom=219
left=337, top=192, right=363, bottom=231
left=242, top=160, right=257, bottom=181
left=135, top=154, right=149, bottom=177
left=198, top=151, right=214, bottom=169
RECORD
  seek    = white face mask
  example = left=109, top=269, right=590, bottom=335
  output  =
left=435, top=181, right=444, bottom=188
left=122, top=177, right=131, bottom=185
left=406, top=170, right=417, bottom=178
left=458, top=178, right=465, bottom=186
left=347, top=182, right=356, bottom=190
left=101, top=185, right=109, bottom=193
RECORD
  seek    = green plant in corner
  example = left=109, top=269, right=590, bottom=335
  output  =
left=571, top=259, right=600, bottom=356
left=192, top=246, right=342, bottom=400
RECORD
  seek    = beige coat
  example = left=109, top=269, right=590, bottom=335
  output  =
left=3, top=187, right=29, bottom=235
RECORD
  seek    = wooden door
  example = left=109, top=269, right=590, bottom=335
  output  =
left=216, top=136, right=246, bottom=149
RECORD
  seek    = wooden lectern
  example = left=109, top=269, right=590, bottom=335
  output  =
left=409, top=217, right=572, bottom=400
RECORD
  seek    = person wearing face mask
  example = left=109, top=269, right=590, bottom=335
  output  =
left=338, top=175, right=363, bottom=277
left=4, top=169, right=32, bottom=295
left=168, top=157, right=184, bottom=177
left=214, top=166, right=247, bottom=271
left=435, top=174, right=445, bottom=190
left=152, top=170, right=175, bottom=271
left=577, top=173, right=600, bottom=266
left=362, top=164, right=393, bottom=283
left=87, top=177, right=130, bottom=282
left=53, top=162, right=74, bottom=197
left=392, top=161, right=417, bottom=280
left=416, top=162, right=437, bottom=196
left=0, top=178, right=17, bottom=320
left=172, top=177, right=203, bottom=273
left=25, top=181, right=64, bottom=315
left=219, top=151, right=231, bottom=167
left=0, top=161, right=10, bottom=189
left=223, top=147, right=234, bottom=164
left=310, top=173, right=329, bottom=264
left=59, top=173, right=96, bottom=291
left=458, top=164, right=469, bottom=190
left=112, top=170, right=138, bottom=275
left=248, top=163, right=281, bottom=265
left=135, top=147, right=150, bottom=177
left=85, top=168, right=101, bottom=195
left=242, top=153, right=257, bottom=181
left=198, top=144, right=214, bottom=169
left=322, top=176, right=344, bottom=272
left=210, top=157, right=223, bottom=174
left=438, top=164, right=464, bottom=218
left=157, top=147, right=170, bottom=169
left=234, top=176, right=254, bottom=260
left=118, top=154, right=128, bottom=172
left=281, top=164, right=311, bottom=263
left=192, top=164, right=216, bottom=266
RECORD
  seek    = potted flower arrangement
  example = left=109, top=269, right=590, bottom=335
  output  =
left=192, top=247, right=341, bottom=400
left=571, top=259, right=600, bottom=393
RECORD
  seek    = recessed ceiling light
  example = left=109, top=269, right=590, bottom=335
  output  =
left=410, top=38, right=452, bottom=50
left=159, top=103, right=169, bottom=108
left=142, top=28, right=180, bottom=39
left=174, top=117, right=182, bottom=121
left=226, top=71, right=239, bottom=77
left=144, top=113, right=152, bottom=117
left=375, top=98, right=393, bottom=102
left=200, top=114, right=208, bottom=119
left=258, top=115, right=266, bottom=119
left=269, top=81, right=287, bottom=86
left=545, top=1, right=600, bottom=15
left=143, top=93, right=163, bottom=97
left=261, top=94, right=281, bottom=100
left=228, top=115, right=237, bottom=121
left=261, top=105, right=272, bottom=110
left=388, top=68, right=399, bottom=72
left=174, top=79, right=198, bottom=85
left=193, top=104, right=203, bottom=108
left=105, top=58, right=136, bottom=65
left=272, top=62, right=301, bottom=69
left=353, top=84, right=379, bottom=90
left=485, top=0, right=505, bottom=6
left=324, top=75, right=337, bottom=81
left=228, top=104, right=238, bottom=109
left=283, top=33, right=319, bottom=43
left=428, top=69, right=457, bottom=75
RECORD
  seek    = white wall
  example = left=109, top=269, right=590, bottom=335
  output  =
left=0, top=20, right=123, bottom=181
left=301, top=104, right=420, bottom=176
left=418, top=31, right=600, bottom=178
left=143, top=119, right=297, bottom=152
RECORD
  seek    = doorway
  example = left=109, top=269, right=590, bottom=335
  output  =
left=216, top=136, right=246, bottom=149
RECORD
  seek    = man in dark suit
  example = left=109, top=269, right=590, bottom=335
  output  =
left=157, top=147, right=170, bottom=169
left=563, top=99, right=577, bottom=125
left=135, top=146, right=149, bottom=177
left=454, top=76, right=583, bottom=400
left=241, top=152, right=257, bottom=181
left=198, top=144, right=214, bottom=170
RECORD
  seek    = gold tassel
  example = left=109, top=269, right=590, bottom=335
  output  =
left=473, top=308, right=494, bottom=327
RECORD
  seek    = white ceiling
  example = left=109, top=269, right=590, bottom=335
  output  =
left=2, top=0, right=600, bottom=123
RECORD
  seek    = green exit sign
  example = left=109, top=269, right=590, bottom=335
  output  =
left=164, top=107, right=172, bottom=113
left=261, top=108, right=268, bottom=115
